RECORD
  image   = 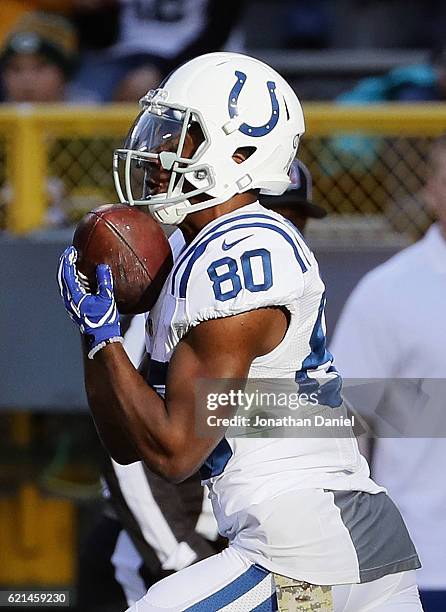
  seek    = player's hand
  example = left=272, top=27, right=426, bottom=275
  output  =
left=57, top=246, right=123, bottom=359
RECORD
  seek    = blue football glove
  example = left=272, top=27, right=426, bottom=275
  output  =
left=57, top=246, right=123, bottom=359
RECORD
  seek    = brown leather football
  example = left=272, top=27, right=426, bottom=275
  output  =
left=73, top=204, right=172, bottom=314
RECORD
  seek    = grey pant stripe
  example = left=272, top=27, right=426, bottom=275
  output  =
left=331, top=490, right=421, bottom=583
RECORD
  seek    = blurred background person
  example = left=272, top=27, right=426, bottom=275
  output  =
left=333, top=39, right=446, bottom=166
left=0, top=0, right=75, bottom=45
left=262, top=159, right=327, bottom=234
left=0, top=12, right=83, bottom=228
left=330, top=136, right=446, bottom=612
left=336, top=46, right=446, bottom=105
left=0, top=11, right=78, bottom=103
left=72, top=0, right=245, bottom=103
left=326, top=48, right=446, bottom=196
left=0, top=12, right=77, bottom=229
left=386, top=135, right=445, bottom=240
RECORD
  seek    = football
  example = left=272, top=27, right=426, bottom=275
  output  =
left=73, top=204, right=172, bottom=314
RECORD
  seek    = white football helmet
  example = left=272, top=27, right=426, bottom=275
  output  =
left=113, top=52, right=305, bottom=225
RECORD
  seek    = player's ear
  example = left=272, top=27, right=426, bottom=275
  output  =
left=232, top=147, right=256, bottom=165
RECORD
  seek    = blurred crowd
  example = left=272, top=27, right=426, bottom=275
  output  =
left=0, top=1, right=244, bottom=105
left=1, top=1, right=446, bottom=105
left=0, top=1, right=445, bottom=234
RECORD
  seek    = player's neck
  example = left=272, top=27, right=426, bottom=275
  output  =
left=179, top=192, right=258, bottom=243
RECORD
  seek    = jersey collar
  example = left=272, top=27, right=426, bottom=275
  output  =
left=192, top=201, right=264, bottom=244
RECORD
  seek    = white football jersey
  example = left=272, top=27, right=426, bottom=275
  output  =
left=146, top=202, right=382, bottom=520
left=111, top=0, right=209, bottom=59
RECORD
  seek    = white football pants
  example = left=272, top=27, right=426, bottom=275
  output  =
left=126, top=546, right=422, bottom=611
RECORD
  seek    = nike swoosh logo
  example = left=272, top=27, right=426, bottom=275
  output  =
left=222, top=234, right=253, bottom=251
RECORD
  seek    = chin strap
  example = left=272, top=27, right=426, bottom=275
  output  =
left=151, top=199, right=191, bottom=225
left=149, top=190, right=239, bottom=226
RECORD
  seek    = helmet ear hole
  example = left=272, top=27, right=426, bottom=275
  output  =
left=233, top=146, right=257, bottom=164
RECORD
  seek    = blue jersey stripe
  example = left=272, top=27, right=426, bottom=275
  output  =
left=252, top=593, right=278, bottom=611
left=295, top=371, right=343, bottom=409
left=295, top=292, right=343, bottom=408
left=200, top=438, right=233, bottom=480
left=185, top=565, right=268, bottom=611
left=172, top=213, right=268, bottom=292
left=171, top=211, right=309, bottom=293
left=178, top=222, right=308, bottom=299
left=301, top=292, right=330, bottom=370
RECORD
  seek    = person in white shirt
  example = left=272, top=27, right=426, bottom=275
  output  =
left=331, top=136, right=446, bottom=612
left=72, top=0, right=244, bottom=102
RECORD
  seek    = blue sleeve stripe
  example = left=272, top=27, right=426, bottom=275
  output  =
left=184, top=565, right=269, bottom=611
left=177, top=222, right=308, bottom=298
left=171, top=211, right=309, bottom=293
left=278, top=216, right=312, bottom=268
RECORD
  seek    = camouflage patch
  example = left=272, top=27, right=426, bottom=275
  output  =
left=274, top=574, right=333, bottom=612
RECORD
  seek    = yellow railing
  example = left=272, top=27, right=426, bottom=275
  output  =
left=1, top=103, right=446, bottom=235
left=0, top=105, right=136, bottom=233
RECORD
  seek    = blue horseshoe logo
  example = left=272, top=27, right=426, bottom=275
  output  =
left=228, top=70, right=279, bottom=137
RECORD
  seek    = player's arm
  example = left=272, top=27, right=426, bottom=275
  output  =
left=85, top=306, right=286, bottom=482
left=78, top=321, right=151, bottom=466
left=57, top=246, right=144, bottom=464
left=82, top=345, right=141, bottom=464
left=57, top=228, right=296, bottom=479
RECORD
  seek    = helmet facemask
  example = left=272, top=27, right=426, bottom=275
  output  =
left=113, top=90, right=215, bottom=224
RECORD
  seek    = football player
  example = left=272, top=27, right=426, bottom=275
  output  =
left=58, top=53, right=422, bottom=610
left=75, top=160, right=323, bottom=612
